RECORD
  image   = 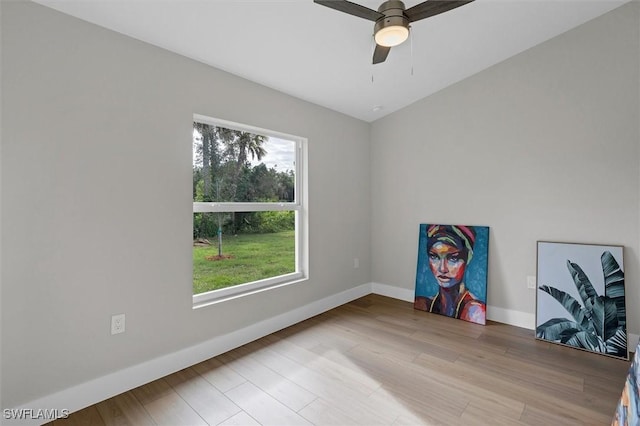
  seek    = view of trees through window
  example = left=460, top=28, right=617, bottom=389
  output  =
left=192, top=120, right=298, bottom=296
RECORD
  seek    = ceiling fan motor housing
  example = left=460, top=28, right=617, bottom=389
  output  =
left=374, top=0, right=410, bottom=36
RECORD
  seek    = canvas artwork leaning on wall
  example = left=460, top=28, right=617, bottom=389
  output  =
left=536, top=241, right=627, bottom=360
left=414, top=224, right=489, bottom=325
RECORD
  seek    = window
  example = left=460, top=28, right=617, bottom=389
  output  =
left=192, top=114, right=307, bottom=307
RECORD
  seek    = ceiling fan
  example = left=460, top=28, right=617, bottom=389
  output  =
left=314, top=0, right=474, bottom=64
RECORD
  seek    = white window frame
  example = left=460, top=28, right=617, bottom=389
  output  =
left=192, top=114, right=308, bottom=308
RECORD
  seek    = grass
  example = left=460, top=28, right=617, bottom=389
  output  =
left=193, top=230, right=295, bottom=294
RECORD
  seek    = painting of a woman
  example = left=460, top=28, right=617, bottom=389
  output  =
left=414, top=224, right=489, bottom=325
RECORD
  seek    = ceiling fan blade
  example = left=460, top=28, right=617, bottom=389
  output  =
left=405, top=0, right=474, bottom=23
left=314, top=0, right=384, bottom=21
left=373, top=44, right=391, bottom=64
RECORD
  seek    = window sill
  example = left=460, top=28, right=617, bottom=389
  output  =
left=192, top=272, right=307, bottom=309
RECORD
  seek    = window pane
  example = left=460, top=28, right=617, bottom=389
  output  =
left=193, top=212, right=296, bottom=295
left=191, top=115, right=305, bottom=305
left=193, top=122, right=295, bottom=203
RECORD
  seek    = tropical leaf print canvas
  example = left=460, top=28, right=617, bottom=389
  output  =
left=536, top=241, right=627, bottom=360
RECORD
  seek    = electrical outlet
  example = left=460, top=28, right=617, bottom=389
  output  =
left=354, top=258, right=360, bottom=269
left=111, top=314, right=126, bottom=335
left=527, top=276, right=536, bottom=290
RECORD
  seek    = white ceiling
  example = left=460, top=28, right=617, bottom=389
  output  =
left=34, top=0, right=631, bottom=122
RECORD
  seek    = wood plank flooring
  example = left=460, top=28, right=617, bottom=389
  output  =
left=49, top=295, right=631, bottom=425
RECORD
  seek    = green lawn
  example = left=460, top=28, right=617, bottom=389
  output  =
left=193, top=230, right=295, bottom=294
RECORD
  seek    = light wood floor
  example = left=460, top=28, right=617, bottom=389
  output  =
left=49, top=295, right=631, bottom=425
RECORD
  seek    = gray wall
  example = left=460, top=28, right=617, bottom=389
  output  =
left=0, top=1, right=371, bottom=408
left=371, top=2, right=639, bottom=330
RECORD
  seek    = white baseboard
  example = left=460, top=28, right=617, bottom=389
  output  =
left=371, top=282, right=414, bottom=302
left=370, top=282, right=536, bottom=330
left=486, top=305, right=536, bottom=330
left=5, top=283, right=372, bottom=426
left=7, top=281, right=636, bottom=425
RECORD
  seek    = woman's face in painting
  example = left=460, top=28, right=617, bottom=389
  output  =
left=428, top=242, right=467, bottom=288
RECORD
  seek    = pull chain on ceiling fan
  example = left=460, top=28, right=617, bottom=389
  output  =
left=314, top=0, right=474, bottom=64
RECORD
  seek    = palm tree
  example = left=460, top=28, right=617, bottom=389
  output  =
left=236, top=131, right=267, bottom=167
left=193, top=122, right=222, bottom=202
left=216, top=129, right=267, bottom=198
left=193, top=123, right=272, bottom=231
left=225, top=131, right=267, bottom=232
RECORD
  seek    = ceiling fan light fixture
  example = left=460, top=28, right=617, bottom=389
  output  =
left=313, top=0, right=475, bottom=64
left=373, top=3, right=410, bottom=49
left=374, top=25, right=409, bottom=47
